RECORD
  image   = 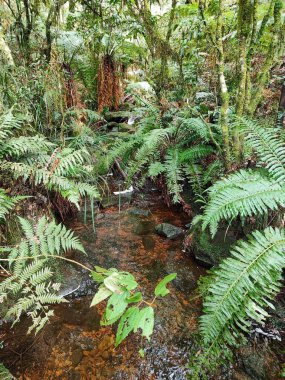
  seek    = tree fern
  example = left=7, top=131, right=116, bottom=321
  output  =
left=192, top=227, right=285, bottom=377
left=202, top=169, right=285, bottom=237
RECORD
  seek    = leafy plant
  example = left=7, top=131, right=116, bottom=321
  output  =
left=0, top=363, right=14, bottom=380
left=0, top=109, right=100, bottom=209
left=192, top=120, right=285, bottom=377
left=90, top=267, right=176, bottom=347
left=0, top=216, right=85, bottom=334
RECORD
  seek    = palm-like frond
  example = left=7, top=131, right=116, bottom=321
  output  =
left=194, top=227, right=285, bottom=375
left=165, top=149, right=184, bottom=203
left=0, top=189, right=23, bottom=221
left=238, top=117, right=285, bottom=182
left=0, top=216, right=85, bottom=333
left=202, top=169, right=285, bottom=237
left=178, top=145, right=214, bottom=163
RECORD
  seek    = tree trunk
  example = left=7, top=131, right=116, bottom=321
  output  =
left=216, top=0, right=230, bottom=170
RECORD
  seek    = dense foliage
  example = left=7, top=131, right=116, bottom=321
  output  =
left=0, top=0, right=285, bottom=378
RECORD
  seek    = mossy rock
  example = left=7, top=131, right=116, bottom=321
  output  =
left=186, top=225, right=238, bottom=266
left=155, top=223, right=184, bottom=239
left=104, top=111, right=132, bottom=122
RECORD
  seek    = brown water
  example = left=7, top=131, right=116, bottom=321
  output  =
left=0, top=191, right=205, bottom=379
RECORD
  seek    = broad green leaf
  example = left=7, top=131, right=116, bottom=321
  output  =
left=135, top=306, right=154, bottom=340
left=95, top=266, right=108, bottom=273
left=90, top=286, right=112, bottom=307
left=126, top=292, right=142, bottom=303
left=115, top=306, right=140, bottom=346
left=154, top=273, right=177, bottom=297
left=104, top=272, right=138, bottom=294
left=117, top=272, right=138, bottom=291
left=104, top=272, right=123, bottom=293
left=102, top=291, right=129, bottom=325
left=91, top=271, right=104, bottom=283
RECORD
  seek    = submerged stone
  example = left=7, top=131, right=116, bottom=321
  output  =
left=128, top=208, right=151, bottom=217
left=155, top=223, right=184, bottom=239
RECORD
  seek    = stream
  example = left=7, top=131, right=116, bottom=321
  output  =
left=0, top=189, right=284, bottom=379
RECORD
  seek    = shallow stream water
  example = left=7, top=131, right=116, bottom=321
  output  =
left=1, top=190, right=206, bottom=379
left=1, top=190, right=284, bottom=379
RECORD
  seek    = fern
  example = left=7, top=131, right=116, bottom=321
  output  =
left=202, top=169, right=285, bottom=237
left=0, top=216, right=85, bottom=333
left=192, top=227, right=285, bottom=376
left=0, top=109, right=100, bottom=209
left=127, top=126, right=175, bottom=179
left=238, top=117, right=285, bottom=182
left=178, top=145, right=214, bottom=163
left=0, top=189, right=23, bottom=221
left=0, top=363, right=14, bottom=380
left=164, top=149, right=184, bottom=203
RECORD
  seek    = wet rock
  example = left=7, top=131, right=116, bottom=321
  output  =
left=185, top=225, right=237, bottom=266
left=133, top=220, right=155, bottom=235
left=240, top=346, right=281, bottom=380
left=271, top=300, right=285, bottom=330
left=165, top=261, right=196, bottom=292
left=128, top=208, right=151, bottom=217
left=142, top=236, right=155, bottom=250
left=69, top=278, right=98, bottom=298
left=104, top=111, right=132, bottom=123
left=155, top=223, right=184, bottom=240
left=70, top=348, right=83, bottom=367
left=195, top=91, right=215, bottom=104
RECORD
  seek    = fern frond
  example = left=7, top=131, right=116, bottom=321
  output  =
left=202, top=170, right=285, bottom=237
left=195, top=227, right=285, bottom=374
left=1, top=217, right=84, bottom=333
left=165, top=149, right=184, bottom=203
left=2, top=136, right=54, bottom=158
left=0, top=189, right=23, bottom=221
left=178, top=145, right=214, bottom=163
left=127, top=126, right=174, bottom=179
left=238, top=117, right=285, bottom=182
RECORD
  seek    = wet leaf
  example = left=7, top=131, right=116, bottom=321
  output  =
left=90, top=286, right=112, bottom=307
left=115, top=306, right=140, bottom=346
left=104, top=272, right=123, bottom=293
left=91, top=271, right=104, bottom=283
left=126, top=292, right=142, bottom=303
left=154, top=273, right=177, bottom=297
left=117, top=272, right=138, bottom=291
left=94, top=266, right=108, bottom=273
left=104, top=272, right=138, bottom=293
left=101, top=291, right=129, bottom=325
left=134, top=306, right=154, bottom=340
